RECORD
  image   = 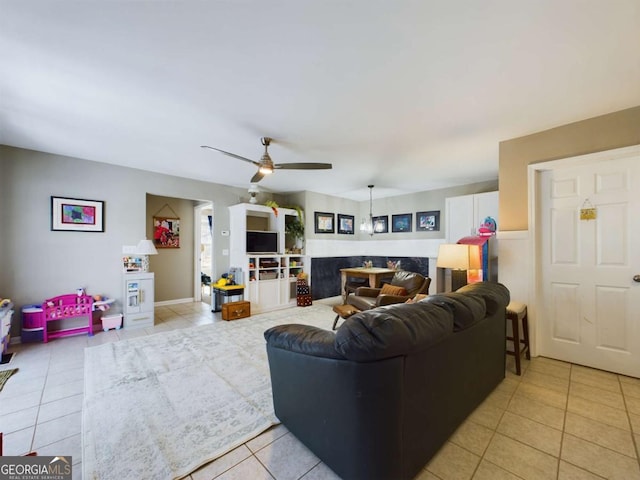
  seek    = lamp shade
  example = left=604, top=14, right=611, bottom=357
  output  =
left=436, top=244, right=481, bottom=270
left=136, top=239, right=158, bottom=255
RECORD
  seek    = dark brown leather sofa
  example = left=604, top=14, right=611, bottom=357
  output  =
left=264, top=282, right=510, bottom=480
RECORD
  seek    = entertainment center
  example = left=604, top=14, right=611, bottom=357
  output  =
left=229, top=203, right=309, bottom=313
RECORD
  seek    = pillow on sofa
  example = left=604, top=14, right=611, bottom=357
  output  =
left=380, top=284, right=408, bottom=296
left=405, top=293, right=428, bottom=304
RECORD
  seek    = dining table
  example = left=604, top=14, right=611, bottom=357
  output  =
left=339, top=267, right=396, bottom=303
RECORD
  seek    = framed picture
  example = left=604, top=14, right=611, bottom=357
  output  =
left=337, top=214, right=355, bottom=234
left=392, top=213, right=412, bottom=233
left=314, top=212, right=335, bottom=233
left=154, top=216, right=180, bottom=248
left=416, top=210, right=440, bottom=231
left=51, top=196, right=105, bottom=232
left=372, top=215, right=388, bottom=234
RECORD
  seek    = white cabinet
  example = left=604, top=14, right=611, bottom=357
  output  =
left=123, top=272, right=154, bottom=328
left=445, top=191, right=498, bottom=242
left=229, top=203, right=309, bottom=313
left=442, top=191, right=499, bottom=292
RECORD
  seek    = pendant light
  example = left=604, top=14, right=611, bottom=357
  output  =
left=360, top=185, right=377, bottom=236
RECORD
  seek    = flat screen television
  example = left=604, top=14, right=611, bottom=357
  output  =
left=246, top=230, right=278, bottom=254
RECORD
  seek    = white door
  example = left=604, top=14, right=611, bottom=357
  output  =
left=539, top=153, right=640, bottom=377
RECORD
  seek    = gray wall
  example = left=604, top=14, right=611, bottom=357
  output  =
left=0, top=145, right=247, bottom=335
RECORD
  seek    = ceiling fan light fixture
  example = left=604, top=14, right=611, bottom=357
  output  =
left=202, top=136, right=332, bottom=183
left=259, top=152, right=274, bottom=175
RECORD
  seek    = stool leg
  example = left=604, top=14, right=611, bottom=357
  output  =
left=522, top=312, right=531, bottom=360
left=512, top=316, right=521, bottom=376
left=333, top=315, right=340, bottom=330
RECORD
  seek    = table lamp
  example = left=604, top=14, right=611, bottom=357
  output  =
left=136, top=239, right=159, bottom=272
left=436, top=244, right=481, bottom=291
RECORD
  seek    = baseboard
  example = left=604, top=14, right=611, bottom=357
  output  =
left=154, top=297, right=195, bottom=307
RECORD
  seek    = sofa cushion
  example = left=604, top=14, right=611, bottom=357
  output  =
left=456, top=282, right=510, bottom=315
left=419, top=293, right=486, bottom=331
left=347, top=294, right=378, bottom=311
left=334, top=301, right=453, bottom=361
left=380, top=284, right=408, bottom=296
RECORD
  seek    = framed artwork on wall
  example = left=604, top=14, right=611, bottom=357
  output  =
left=314, top=212, right=335, bottom=233
left=154, top=216, right=180, bottom=248
left=337, top=214, right=355, bottom=234
left=416, top=210, right=440, bottom=231
left=392, top=213, right=412, bottom=233
left=372, top=215, right=388, bottom=233
left=51, top=196, right=105, bottom=232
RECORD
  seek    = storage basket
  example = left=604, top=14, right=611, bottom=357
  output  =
left=22, top=305, right=44, bottom=329
left=101, top=313, right=123, bottom=331
left=21, top=327, right=43, bottom=343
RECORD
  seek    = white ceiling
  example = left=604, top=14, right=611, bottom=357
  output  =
left=1, top=1, right=639, bottom=201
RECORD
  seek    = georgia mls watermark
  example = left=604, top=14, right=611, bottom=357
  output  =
left=0, top=456, right=72, bottom=480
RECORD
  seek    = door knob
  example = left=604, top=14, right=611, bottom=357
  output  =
left=634, top=275, right=640, bottom=283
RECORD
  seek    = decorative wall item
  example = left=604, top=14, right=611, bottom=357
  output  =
left=392, top=213, right=412, bottom=232
left=372, top=215, right=388, bottom=233
left=416, top=210, right=440, bottom=231
left=337, top=214, right=355, bottom=234
left=153, top=217, right=180, bottom=248
left=314, top=212, right=335, bottom=233
left=51, top=196, right=105, bottom=232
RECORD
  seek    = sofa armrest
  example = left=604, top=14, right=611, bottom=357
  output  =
left=376, top=294, right=411, bottom=306
left=354, top=287, right=381, bottom=298
left=264, top=324, right=346, bottom=359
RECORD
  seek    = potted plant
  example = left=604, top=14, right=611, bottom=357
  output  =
left=285, top=217, right=305, bottom=252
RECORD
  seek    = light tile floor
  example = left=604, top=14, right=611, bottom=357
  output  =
left=1, top=299, right=640, bottom=479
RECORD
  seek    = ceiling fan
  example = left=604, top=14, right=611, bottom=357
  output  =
left=201, top=137, right=332, bottom=183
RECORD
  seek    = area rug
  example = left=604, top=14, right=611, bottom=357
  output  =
left=82, top=303, right=333, bottom=480
left=0, top=368, right=18, bottom=392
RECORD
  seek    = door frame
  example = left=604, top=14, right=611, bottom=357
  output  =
left=194, top=202, right=214, bottom=302
left=527, top=144, right=640, bottom=358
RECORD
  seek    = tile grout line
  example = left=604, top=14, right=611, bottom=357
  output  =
left=556, top=363, right=571, bottom=479
left=619, top=373, right=640, bottom=471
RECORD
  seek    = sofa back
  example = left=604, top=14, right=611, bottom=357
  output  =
left=335, top=282, right=509, bottom=362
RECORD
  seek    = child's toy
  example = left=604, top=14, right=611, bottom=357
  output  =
left=101, top=313, right=123, bottom=331
left=478, top=216, right=497, bottom=236
left=42, top=294, right=94, bottom=342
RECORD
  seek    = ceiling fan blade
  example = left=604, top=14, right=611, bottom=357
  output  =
left=251, top=170, right=266, bottom=183
left=200, top=145, right=260, bottom=167
left=273, top=163, right=333, bottom=170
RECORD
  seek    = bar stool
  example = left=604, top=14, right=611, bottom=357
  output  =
left=506, top=301, right=530, bottom=375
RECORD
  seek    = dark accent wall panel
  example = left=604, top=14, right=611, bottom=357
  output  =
left=310, top=256, right=429, bottom=299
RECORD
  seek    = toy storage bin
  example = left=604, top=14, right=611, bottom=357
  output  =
left=101, top=313, right=123, bottom=331
left=22, top=327, right=44, bottom=343
left=22, top=305, right=44, bottom=329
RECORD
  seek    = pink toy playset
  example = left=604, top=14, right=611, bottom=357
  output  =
left=42, top=294, right=94, bottom=342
